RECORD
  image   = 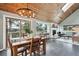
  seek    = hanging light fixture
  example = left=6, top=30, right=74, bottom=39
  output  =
left=16, top=3, right=36, bottom=18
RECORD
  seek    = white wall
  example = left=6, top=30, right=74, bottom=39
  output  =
left=59, top=9, right=79, bottom=36
left=31, top=19, right=37, bottom=36
left=60, top=9, right=79, bottom=26
left=0, top=12, right=3, bottom=51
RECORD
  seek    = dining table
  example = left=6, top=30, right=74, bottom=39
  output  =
left=12, top=37, right=46, bottom=56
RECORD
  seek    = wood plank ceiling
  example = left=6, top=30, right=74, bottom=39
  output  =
left=0, top=3, right=79, bottom=24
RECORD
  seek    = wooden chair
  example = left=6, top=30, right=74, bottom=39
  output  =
left=27, top=38, right=41, bottom=56
left=23, top=33, right=27, bottom=38
left=40, top=37, right=46, bottom=55
left=7, top=38, right=27, bottom=56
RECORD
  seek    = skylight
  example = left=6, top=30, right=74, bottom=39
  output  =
left=62, top=3, right=74, bottom=12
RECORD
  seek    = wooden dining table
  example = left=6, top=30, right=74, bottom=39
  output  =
left=12, top=37, right=46, bottom=56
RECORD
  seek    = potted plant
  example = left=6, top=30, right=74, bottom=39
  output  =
left=23, top=22, right=33, bottom=37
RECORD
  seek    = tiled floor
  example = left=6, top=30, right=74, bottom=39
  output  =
left=0, top=50, right=7, bottom=56
left=1, top=38, right=79, bottom=56
left=46, top=39, right=79, bottom=56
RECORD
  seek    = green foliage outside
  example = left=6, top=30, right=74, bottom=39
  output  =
left=36, top=23, right=47, bottom=32
left=23, top=21, right=33, bottom=34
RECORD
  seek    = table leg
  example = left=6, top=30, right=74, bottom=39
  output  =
left=43, top=39, right=46, bottom=54
left=12, top=46, right=17, bottom=56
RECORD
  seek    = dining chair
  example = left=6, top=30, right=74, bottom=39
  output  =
left=27, top=37, right=41, bottom=56
left=23, top=33, right=27, bottom=38
left=7, top=38, right=27, bottom=56
left=40, top=37, right=46, bottom=55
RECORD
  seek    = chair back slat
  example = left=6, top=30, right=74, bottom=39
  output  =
left=29, top=37, right=41, bottom=55
left=7, top=38, right=13, bottom=56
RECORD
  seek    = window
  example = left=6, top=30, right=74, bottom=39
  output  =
left=62, top=3, right=74, bottom=12
left=36, top=22, right=47, bottom=32
left=6, top=17, right=30, bottom=42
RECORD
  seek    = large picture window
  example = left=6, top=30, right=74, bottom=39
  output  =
left=6, top=17, right=30, bottom=42
left=36, top=22, right=47, bottom=33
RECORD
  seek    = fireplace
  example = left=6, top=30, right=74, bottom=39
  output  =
left=52, top=30, right=56, bottom=36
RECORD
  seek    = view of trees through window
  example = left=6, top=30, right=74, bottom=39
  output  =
left=6, top=17, right=30, bottom=40
left=36, top=22, right=47, bottom=32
